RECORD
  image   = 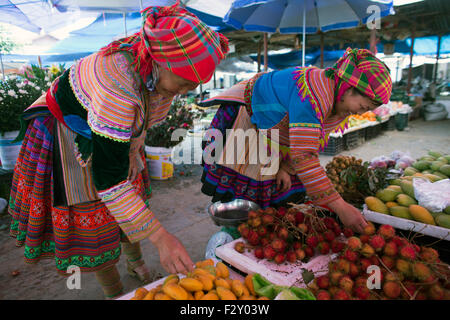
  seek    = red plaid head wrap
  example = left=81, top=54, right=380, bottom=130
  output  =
left=100, top=1, right=229, bottom=84
left=325, top=48, right=392, bottom=105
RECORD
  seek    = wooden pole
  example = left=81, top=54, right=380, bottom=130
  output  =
left=294, top=35, right=300, bottom=50
left=123, top=12, right=127, bottom=37
left=302, top=4, right=306, bottom=67
left=264, top=33, right=268, bottom=71
left=320, top=32, right=324, bottom=69
left=407, top=28, right=415, bottom=94
left=0, top=52, right=5, bottom=81
left=257, top=37, right=262, bottom=73
left=370, top=28, right=377, bottom=54
left=433, top=34, right=441, bottom=84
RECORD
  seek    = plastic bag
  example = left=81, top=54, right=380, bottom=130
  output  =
left=424, top=110, right=448, bottom=121
left=0, top=198, right=7, bottom=214
left=373, top=106, right=390, bottom=117
left=370, top=155, right=393, bottom=169
left=386, top=150, right=414, bottom=170
left=390, top=150, right=409, bottom=161
left=413, top=178, right=450, bottom=213
left=395, top=154, right=415, bottom=170
left=204, top=231, right=234, bottom=260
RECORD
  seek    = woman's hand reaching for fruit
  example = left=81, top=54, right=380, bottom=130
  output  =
left=327, top=197, right=368, bottom=234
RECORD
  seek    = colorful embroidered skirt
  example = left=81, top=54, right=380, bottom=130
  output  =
left=8, top=114, right=151, bottom=275
left=201, top=104, right=306, bottom=209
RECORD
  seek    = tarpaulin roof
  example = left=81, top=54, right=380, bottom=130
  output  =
left=0, top=0, right=98, bottom=34
left=46, top=5, right=234, bottom=54
left=51, top=0, right=235, bottom=18
left=250, top=35, right=450, bottom=70
left=406, top=35, right=450, bottom=56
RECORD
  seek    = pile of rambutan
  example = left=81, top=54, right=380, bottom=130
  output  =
left=234, top=204, right=352, bottom=265
left=309, top=223, right=450, bottom=300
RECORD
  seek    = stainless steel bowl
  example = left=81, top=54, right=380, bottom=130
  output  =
left=207, top=199, right=261, bottom=227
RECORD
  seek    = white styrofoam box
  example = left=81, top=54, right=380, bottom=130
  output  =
left=116, top=257, right=244, bottom=300
left=362, top=205, right=450, bottom=241
left=215, top=238, right=343, bottom=288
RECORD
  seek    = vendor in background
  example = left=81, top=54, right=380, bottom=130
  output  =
left=200, top=48, right=392, bottom=234
left=8, top=2, right=229, bottom=299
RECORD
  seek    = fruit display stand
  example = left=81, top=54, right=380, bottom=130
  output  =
left=115, top=257, right=245, bottom=300
left=362, top=205, right=450, bottom=241
left=342, top=123, right=371, bottom=150
left=381, top=115, right=396, bottom=131
left=364, top=122, right=381, bottom=141
left=215, top=238, right=342, bottom=288
left=116, top=275, right=171, bottom=300
left=320, top=133, right=344, bottom=156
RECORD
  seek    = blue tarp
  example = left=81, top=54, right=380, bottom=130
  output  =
left=47, top=11, right=142, bottom=54
left=0, top=0, right=99, bottom=34
left=47, top=7, right=233, bottom=55
left=406, top=35, right=450, bottom=56
left=250, top=36, right=450, bottom=70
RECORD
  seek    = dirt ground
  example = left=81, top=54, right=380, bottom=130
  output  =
left=0, top=118, right=449, bottom=300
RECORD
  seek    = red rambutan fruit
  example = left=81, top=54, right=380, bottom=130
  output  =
left=377, top=224, right=396, bottom=240
left=369, top=235, right=386, bottom=252
left=383, top=281, right=401, bottom=299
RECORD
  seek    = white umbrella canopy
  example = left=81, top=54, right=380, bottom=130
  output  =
left=51, top=0, right=234, bottom=17
left=0, top=0, right=98, bottom=34
left=52, top=0, right=169, bottom=13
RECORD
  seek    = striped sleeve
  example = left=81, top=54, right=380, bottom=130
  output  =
left=288, top=100, right=340, bottom=206
left=82, top=52, right=161, bottom=243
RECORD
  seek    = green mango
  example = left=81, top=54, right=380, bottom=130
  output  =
left=430, top=161, right=446, bottom=171
left=400, top=180, right=415, bottom=199
left=436, top=156, right=448, bottom=164
left=396, top=194, right=417, bottom=207
left=387, top=185, right=402, bottom=193
left=428, top=151, right=443, bottom=159
left=376, top=188, right=401, bottom=202
left=435, top=214, right=450, bottom=229
left=412, top=161, right=430, bottom=171
left=423, top=174, right=443, bottom=182
left=444, top=206, right=450, bottom=215
left=404, top=167, right=419, bottom=176
left=420, top=156, right=436, bottom=162
left=439, top=164, right=450, bottom=177
left=389, top=179, right=402, bottom=186
left=390, top=206, right=414, bottom=220
left=444, top=155, right=450, bottom=163
left=433, top=171, right=449, bottom=179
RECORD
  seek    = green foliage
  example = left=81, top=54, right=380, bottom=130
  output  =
left=0, top=64, right=65, bottom=134
left=0, top=25, right=16, bottom=54
left=339, top=161, right=393, bottom=208
left=145, top=99, right=205, bottom=148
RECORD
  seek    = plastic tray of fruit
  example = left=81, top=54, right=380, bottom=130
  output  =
left=362, top=205, right=450, bottom=241
left=116, top=258, right=247, bottom=300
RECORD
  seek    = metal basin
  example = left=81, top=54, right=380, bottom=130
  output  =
left=207, top=199, right=261, bottom=227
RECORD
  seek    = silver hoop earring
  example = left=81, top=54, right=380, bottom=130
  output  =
left=145, top=63, right=159, bottom=91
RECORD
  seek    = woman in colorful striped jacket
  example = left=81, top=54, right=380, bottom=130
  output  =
left=200, top=48, right=392, bottom=235
left=8, top=3, right=229, bottom=298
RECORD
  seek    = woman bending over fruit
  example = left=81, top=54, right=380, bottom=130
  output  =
left=200, top=48, right=392, bottom=235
